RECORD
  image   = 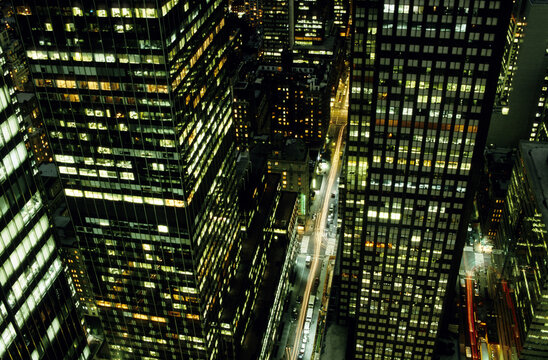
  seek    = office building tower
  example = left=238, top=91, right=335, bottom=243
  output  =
left=229, top=0, right=260, bottom=27
left=294, top=0, right=328, bottom=46
left=233, top=79, right=269, bottom=151
left=495, top=141, right=548, bottom=359
left=261, top=0, right=341, bottom=65
left=261, top=0, right=291, bottom=62
left=334, top=0, right=349, bottom=36
left=493, top=0, right=523, bottom=110
left=264, top=64, right=330, bottom=144
left=487, top=0, right=548, bottom=147
left=336, top=1, right=511, bottom=358
left=0, top=38, right=89, bottom=359
left=16, top=1, right=241, bottom=359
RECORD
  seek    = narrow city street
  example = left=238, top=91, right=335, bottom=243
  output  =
left=275, top=74, right=348, bottom=360
left=459, top=226, right=502, bottom=360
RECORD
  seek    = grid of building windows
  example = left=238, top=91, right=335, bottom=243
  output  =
left=334, top=0, right=349, bottom=36
left=261, top=0, right=291, bottom=61
left=266, top=67, right=329, bottom=144
left=337, top=0, right=511, bottom=358
left=294, top=0, right=328, bottom=46
left=0, top=39, right=89, bottom=359
left=16, top=1, right=241, bottom=359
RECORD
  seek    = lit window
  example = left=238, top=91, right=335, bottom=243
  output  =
left=55, top=154, right=75, bottom=163
left=97, top=147, right=112, bottom=154
left=59, top=166, right=77, bottom=175
left=160, top=139, right=175, bottom=147
left=65, top=189, right=83, bottom=197
left=120, top=172, right=134, bottom=180
left=122, top=195, right=142, bottom=203
left=79, top=169, right=97, bottom=177
left=116, top=160, right=131, bottom=169
left=84, top=191, right=102, bottom=199
left=99, top=170, right=116, bottom=178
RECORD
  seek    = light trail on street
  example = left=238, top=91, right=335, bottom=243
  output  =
left=289, top=123, right=346, bottom=360
left=466, top=276, right=479, bottom=360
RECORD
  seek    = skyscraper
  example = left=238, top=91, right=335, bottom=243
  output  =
left=336, top=1, right=511, bottom=358
left=261, top=0, right=341, bottom=64
left=0, top=34, right=89, bottom=360
left=495, top=141, right=548, bottom=359
left=16, top=1, right=241, bottom=359
left=261, top=0, right=291, bottom=62
left=487, top=0, right=548, bottom=147
left=294, top=0, right=328, bottom=46
left=334, top=0, right=349, bottom=36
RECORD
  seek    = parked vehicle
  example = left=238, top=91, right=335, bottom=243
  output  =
left=303, top=321, right=311, bottom=335
left=308, top=295, right=315, bottom=309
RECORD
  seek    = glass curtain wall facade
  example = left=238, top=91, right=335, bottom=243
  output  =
left=0, top=39, right=89, bottom=359
left=16, top=1, right=240, bottom=359
left=338, top=0, right=510, bottom=359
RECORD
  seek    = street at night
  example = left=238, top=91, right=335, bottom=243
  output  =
left=2, top=1, right=547, bottom=360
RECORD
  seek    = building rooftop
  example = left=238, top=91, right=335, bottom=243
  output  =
left=322, top=322, right=349, bottom=359
left=484, top=147, right=515, bottom=196
left=274, top=191, right=298, bottom=230
left=270, top=138, right=308, bottom=162
left=38, top=163, right=58, bottom=177
left=15, top=92, right=34, bottom=102
left=284, top=139, right=307, bottom=161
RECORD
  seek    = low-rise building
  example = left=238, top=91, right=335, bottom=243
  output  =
left=268, top=138, right=310, bottom=216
